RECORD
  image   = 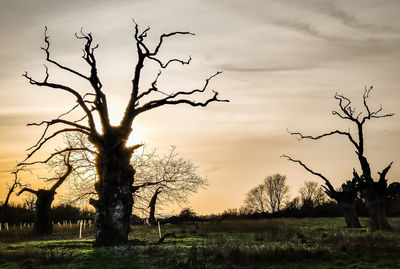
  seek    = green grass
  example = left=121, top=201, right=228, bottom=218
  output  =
left=0, top=218, right=399, bottom=268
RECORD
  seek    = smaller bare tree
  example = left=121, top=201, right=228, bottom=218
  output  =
left=133, top=146, right=208, bottom=224
left=244, top=174, right=290, bottom=214
left=264, top=174, right=290, bottom=213
left=17, top=153, right=72, bottom=235
left=244, top=184, right=267, bottom=213
left=299, top=181, right=327, bottom=209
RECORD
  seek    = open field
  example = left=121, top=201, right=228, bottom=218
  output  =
left=0, top=217, right=399, bottom=268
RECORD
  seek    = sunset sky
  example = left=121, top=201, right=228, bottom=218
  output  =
left=1, top=0, right=399, bottom=215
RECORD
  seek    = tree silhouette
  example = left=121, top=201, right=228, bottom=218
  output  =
left=2, top=167, right=29, bottom=209
left=17, top=153, right=72, bottom=235
left=20, top=21, right=227, bottom=245
left=132, top=146, right=207, bottom=225
left=244, top=174, right=290, bottom=214
left=284, top=87, right=394, bottom=230
left=299, top=180, right=326, bottom=209
left=282, top=156, right=361, bottom=228
left=53, top=137, right=207, bottom=226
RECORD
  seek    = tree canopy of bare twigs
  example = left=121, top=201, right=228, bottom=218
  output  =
left=244, top=174, right=290, bottom=214
left=299, top=181, right=326, bottom=208
left=54, top=135, right=207, bottom=222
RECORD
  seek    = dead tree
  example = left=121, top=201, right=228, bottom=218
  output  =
left=21, top=22, right=227, bottom=245
left=286, top=87, right=394, bottom=230
left=282, top=156, right=361, bottom=228
left=17, top=154, right=72, bottom=235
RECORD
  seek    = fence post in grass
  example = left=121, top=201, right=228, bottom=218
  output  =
left=5, top=223, right=9, bottom=231
left=79, top=220, right=83, bottom=239
left=158, top=221, right=162, bottom=239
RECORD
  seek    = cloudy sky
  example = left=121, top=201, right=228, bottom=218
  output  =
left=1, top=0, right=399, bottom=214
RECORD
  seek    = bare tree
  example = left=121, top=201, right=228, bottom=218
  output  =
left=244, top=174, right=290, bottom=214
left=17, top=154, right=72, bottom=235
left=285, top=87, right=394, bottom=230
left=299, top=181, right=326, bottom=209
left=244, top=184, right=267, bottom=213
left=20, top=22, right=228, bottom=245
left=133, top=146, right=208, bottom=224
left=264, top=174, right=290, bottom=213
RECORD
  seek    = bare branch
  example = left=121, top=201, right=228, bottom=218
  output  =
left=21, top=128, right=90, bottom=164
left=20, top=147, right=96, bottom=167
left=17, top=187, right=38, bottom=196
left=377, top=162, right=393, bottom=184
left=281, top=155, right=336, bottom=193
left=148, top=55, right=192, bottom=69
left=50, top=152, right=72, bottom=192
left=151, top=31, right=195, bottom=56
left=41, top=27, right=89, bottom=80
left=22, top=71, right=97, bottom=133
left=135, top=72, right=228, bottom=115
left=27, top=119, right=91, bottom=132
left=287, top=128, right=359, bottom=150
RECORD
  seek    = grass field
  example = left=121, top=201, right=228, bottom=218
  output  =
left=0, top=217, right=399, bottom=268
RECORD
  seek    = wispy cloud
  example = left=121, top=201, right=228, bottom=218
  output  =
left=272, top=19, right=340, bottom=41
left=303, top=0, right=400, bottom=33
left=220, top=64, right=315, bottom=73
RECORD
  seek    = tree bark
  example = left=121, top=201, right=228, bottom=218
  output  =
left=90, top=133, right=135, bottom=245
left=360, top=185, right=391, bottom=230
left=339, top=200, right=361, bottom=228
left=34, top=190, right=55, bottom=235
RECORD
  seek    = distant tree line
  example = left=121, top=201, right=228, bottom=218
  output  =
left=0, top=204, right=93, bottom=226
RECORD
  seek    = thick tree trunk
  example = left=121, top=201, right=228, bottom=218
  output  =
left=339, top=200, right=361, bottom=228
left=148, top=188, right=162, bottom=225
left=91, top=137, right=135, bottom=246
left=365, top=196, right=391, bottom=230
left=359, top=180, right=391, bottom=231
left=34, top=190, right=55, bottom=235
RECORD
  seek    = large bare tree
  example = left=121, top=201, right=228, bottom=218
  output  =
left=285, top=87, right=394, bottom=230
left=20, top=22, right=227, bottom=245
